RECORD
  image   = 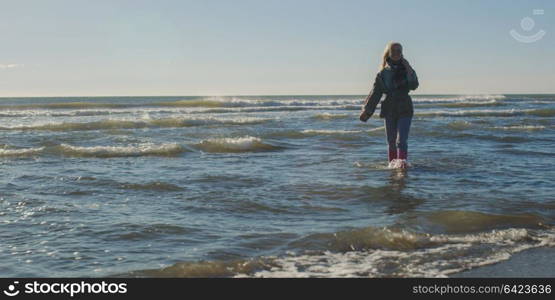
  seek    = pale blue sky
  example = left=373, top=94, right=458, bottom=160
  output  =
left=0, top=0, right=553, bottom=97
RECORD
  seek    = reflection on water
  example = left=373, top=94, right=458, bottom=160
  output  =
left=384, top=169, right=425, bottom=215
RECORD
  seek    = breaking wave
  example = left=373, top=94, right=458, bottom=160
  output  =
left=0, top=116, right=272, bottom=131
left=0, top=143, right=187, bottom=158
left=192, top=136, right=284, bottom=153
left=120, top=210, right=554, bottom=278
left=415, top=108, right=555, bottom=118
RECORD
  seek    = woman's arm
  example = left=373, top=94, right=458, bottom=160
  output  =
left=402, top=58, right=419, bottom=91
left=360, top=72, right=383, bottom=122
left=407, top=70, right=419, bottom=91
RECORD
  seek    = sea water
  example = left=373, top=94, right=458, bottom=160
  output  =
left=1, top=94, right=554, bottom=277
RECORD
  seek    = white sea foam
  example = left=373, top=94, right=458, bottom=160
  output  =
left=0, top=147, right=45, bottom=157
left=312, top=112, right=350, bottom=119
left=301, top=129, right=363, bottom=134
left=412, top=94, right=506, bottom=103
left=388, top=159, right=411, bottom=169
left=493, top=125, right=546, bottom=131
left=56, top=143, right=186, bottom=157
left=0, top=116, right=273, bottom=131
left=194, top=136, right=282, bottom=153
left=237, top=227, right=555, bottom=278
left=416, top=108, right=555, bottom=117
left=302, top=126, right=384, bottom=135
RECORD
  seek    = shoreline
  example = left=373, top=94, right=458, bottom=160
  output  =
left=452, top=246, right=555, bottom=278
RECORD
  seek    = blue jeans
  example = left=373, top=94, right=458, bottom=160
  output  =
left=384, top=116, right=412, bottom=153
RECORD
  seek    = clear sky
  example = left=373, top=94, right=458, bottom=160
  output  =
left=0, top=0, right=553, bottom=97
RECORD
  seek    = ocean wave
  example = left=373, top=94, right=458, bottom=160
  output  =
left=312, top=113, right=350, bottom=120
left=407, top=210, right=547, bottom=234
left=120, top=211, right=555, bottom=277
left=0, top=147, right=45, bottom=157
left=153, top=97, right=362, bottom=108
left=54, top=143, right=186, bottom=157
left=104, top=223, right=194, bottom=241
left=441, top=120, right=542, bottom=133
left=531, top=100, right=555, bottom=104
left=301, top=129, right=365, bottom=135
left=499, top=149, right=554, bottom=157
left=0, top=116, right=272, bottom=132
left=30, top=98, right=352, bottom=110
left=0, top=102, right=131, bottom=110
left=242, top=228, right=547, bottom=278
left=0, top=99, right=521, bottom=120
left=118, top=181, right=184, bottom=191
left=415, top=108, right=555, bottom=118
left=70, top=176, right=185, bottom=191
left=152, top=96, right=512, bottom=110
left=271, top=226, right=552, bottom=277
left=125, top=230, right=553, bottom=278
left=526, top=108, right=555, bottom=117
left=492, top=125, right=546, bottom=131
left=6, top=96, right=553, bottom=118
left=192, top=136, right=284, bottom=153
left=154, top=99, right=253, bottom=108
left=0, top=108, right=185, bottom=118
left=0, top=98, right=363, bottom=115
left=0, top=95, right=509, bottom=111
left=413, top=128, right=534, bottom=143
left=264, top=127, right=384, bottom=140
left=290, top=211, right=546, bottom=252
left=0, top=143, right=188, bottom=158
left=0, top=103, right=361, bottom=117
left=198, top=105, right=360, bottom=114
left=417, top=99, right=504, bottom=108
left=1, top=138, right=285, bottom=158
left=299, top=129, right=372, bottom=141
left=446, top=120, right=475, bottom=130
left=412, top=94, right=506, bottom=103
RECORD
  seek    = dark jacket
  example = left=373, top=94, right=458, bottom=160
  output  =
left=362, top=60, right=419, bottom=119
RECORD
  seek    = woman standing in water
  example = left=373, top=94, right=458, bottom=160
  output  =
left=359, top=42, right=419, bottom=168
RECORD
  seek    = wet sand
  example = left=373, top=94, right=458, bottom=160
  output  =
left=452, top=246, right=555, bottom=277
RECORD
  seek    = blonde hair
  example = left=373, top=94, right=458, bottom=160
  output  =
left=380, top=42, right=402, bottom=70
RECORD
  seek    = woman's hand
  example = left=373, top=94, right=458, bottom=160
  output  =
left=359, top=110, right=372, bottom=122
left=401, top=58, right=414, bottom=74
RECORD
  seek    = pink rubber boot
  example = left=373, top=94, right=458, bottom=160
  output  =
left=398, top=150, right=408, bottom=160
left=388, top=149, right=397, bottom=162
left=397, top=150, right=408, bottom=168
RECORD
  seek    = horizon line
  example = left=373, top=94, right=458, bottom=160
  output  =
left=1, top=92, right=555, bottom=98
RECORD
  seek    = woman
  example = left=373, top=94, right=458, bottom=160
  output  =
left=359, top=42, right=419, bottom=168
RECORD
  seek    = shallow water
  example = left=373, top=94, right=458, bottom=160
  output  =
left=1, top=94, right=554, bottom=277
